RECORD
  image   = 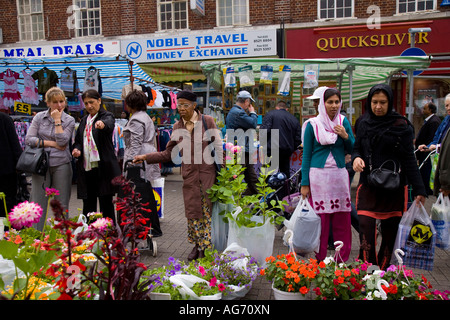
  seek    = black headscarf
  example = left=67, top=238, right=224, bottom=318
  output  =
left=362, top=83, right=413, bottom=148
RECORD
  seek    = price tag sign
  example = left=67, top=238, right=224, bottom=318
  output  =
left=14, top=101, right=32, bottom=115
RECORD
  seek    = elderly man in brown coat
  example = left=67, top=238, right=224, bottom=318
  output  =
left=134, top=90, right=222, bottom=261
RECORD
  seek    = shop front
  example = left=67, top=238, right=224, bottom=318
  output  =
left=285, top=18, right=450, bottom=129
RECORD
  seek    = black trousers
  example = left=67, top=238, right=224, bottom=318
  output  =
left=358, top=215, right=401, bottom=270
left=242, top=152, right=259, bottom=195
left=82, top=168, right=115, bottom=222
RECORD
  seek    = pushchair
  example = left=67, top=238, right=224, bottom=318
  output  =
left=253, top=166, right=302, bottom=230
left=121, top=160, right=159, bottom=256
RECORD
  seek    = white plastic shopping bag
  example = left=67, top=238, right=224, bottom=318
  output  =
left=227, top=206, right=275, bottom=267
left=431, top=193, right=450, bottom=250
left=211, top=202, right=232, bottom=252
left=169, top=274, right=222, bottom=300
left=221, top=242, right=256, bottom=300
left=291, top=199, right=321, bottom=256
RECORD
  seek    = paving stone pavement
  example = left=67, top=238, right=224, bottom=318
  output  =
left=68, top=170, right=450, bottom=300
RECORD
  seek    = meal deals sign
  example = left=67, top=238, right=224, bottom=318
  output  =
left=0, top=40, right=120, bottom=58
left=121, top=29, right=277, bottom=63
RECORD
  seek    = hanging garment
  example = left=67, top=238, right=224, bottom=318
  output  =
left=0, top=94, right=7, bottom=111
left=161, top=90, right=172, bottom=108
left=121, top=82, right=142, bottom=100
left=169, top=91, right=177, bottom=109
left=67, top=93, right=85, bottom=112
left=83, top=67, right=102, bottom=94
left=32, top=67, right=59, bottom=95
left=0, top=69, right=22, bottom=108
left=21, top=69, right=40, bottom=105
left=60, top=68, right=79, bottom=97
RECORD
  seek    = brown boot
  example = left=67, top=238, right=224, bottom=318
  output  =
left=187, top=245, right=199, bottom=261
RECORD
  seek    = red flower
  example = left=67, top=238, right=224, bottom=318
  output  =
left=57, top=293, right=73, bottom=300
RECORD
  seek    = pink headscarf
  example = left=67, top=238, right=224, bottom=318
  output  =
left=301, top=87, right=344, bottom=145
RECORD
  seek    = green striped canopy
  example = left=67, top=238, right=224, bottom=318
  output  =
left=200, top=56, right=431, bottom=102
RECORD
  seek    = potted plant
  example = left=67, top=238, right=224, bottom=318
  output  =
left=313, top=256, right=371, bottom=300
left=260, top=252, right=319, bottom=300
left=208, top=143, right=286, bottom=266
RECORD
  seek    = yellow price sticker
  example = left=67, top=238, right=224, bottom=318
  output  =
left=14, top=101, right=32, bottom=115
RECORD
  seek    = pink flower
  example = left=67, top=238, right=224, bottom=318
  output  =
left=218, top=283, right=226, bottom=292
left=387, top=265, right=397, bottom=272
left=88, top=217, right=112, bottom=231
left=209, top=277, right=217, bottom=287
left=8, top=201, right=43, bottom=229
left=45, top=188, right=60, bottom=197
left=225, top=142, right=235, bottom=150
left=198, top=266, right=206, bottom=276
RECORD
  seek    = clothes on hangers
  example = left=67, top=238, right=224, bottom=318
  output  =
left=60, top=68, right=80, bottom=97
left=67, top=93, right=84, bottom=112
left=121, top=82, right=142, bottom=100
left=83, top=67, right=102, bottom=95
left=161, top=90, right=172, bottom=108
left=0, top=69, right=22, bottom=108
left=32, top=67, right=59, bottom=96
left=169, top=91, right=177, bottom=109
left=21, top=69, right=40, bottom=105
left=13, top=118, right=31, bottom=149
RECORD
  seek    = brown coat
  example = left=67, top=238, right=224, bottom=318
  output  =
left=145, top=111, right=222, bottom=219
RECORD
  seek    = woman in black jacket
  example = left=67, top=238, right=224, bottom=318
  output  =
left=352, top=84, right=426, bottom=270
left=72, top=90, right=121, bottom=221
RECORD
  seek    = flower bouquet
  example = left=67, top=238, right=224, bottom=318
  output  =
left=260, top=252, right=319, bottom=299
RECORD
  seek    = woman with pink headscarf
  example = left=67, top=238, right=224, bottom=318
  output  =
left=300, top=87, right=355, bottom=262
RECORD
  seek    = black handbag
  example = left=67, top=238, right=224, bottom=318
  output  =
left=367, top=159, right=401, bottom=190
left=16, top=139, right=49, bottom=176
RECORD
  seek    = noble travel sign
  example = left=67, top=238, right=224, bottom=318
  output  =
left=122, top=29, right=277, bottom=63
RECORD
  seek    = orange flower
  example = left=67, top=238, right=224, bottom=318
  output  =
left=338, top=276, right=345, bottom=284
left=276, top=261, right=288, bottom=270
left=299, top=286, right=309, bottom=295
left=319, top=261, right=326, bottom=268
left=344, top=270, right=351, bottom=277
left=260, top=269, right=265, bottom=276
left=265, top=256, right=275, bottom=263
left=335, top=270, right=342, bottom=277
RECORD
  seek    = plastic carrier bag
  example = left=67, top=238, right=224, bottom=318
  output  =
left=431, top=193, right=450, bottom=250
left=211, top=202, right=232, bottom=252
left=291, top=199, right=321, bottom=256
left=221, top=243, right=256, bottom=300
left=226, top=206, right=275, bottom=267
left=238, top=65, right=255, bottom=87
left=169, top=274, right=222, bottom=300
left=392, top=202, right=436, bottom=271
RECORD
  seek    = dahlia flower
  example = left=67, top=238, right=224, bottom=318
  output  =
left=88, top=217, right=112, bottom=232
left=9, top=201, right=43, bottom=229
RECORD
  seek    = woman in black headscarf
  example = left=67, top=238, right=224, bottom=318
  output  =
left=352, top=84, right=426, bottom=270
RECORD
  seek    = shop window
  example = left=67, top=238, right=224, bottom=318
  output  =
left=17, top=0, right=45, bottom=41
left=217, top=0, right=249, bottom=27
left=158, top=0, right=188, bottom=31
left=73, top=0, right=102, bottom=37
left=397, top=0, right=436, bottom=13
left=318, top=0, right=353, bottom=20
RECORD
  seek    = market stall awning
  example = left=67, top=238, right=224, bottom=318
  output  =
left=0, top=55, right=175, bottom=100
left=139, top=61, right=205, bottom=83
left=200, top=56, right=432, bottom=102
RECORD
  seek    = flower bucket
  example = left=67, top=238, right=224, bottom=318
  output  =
left=227, top=207, right=275, bottom=267
left=149, top=292, right=172, bottom=300
left=272, top=284, right=308, bottom=300
left=0, top=217, right=5, bottom=240
left=211, top=202, right=233, bottom=251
